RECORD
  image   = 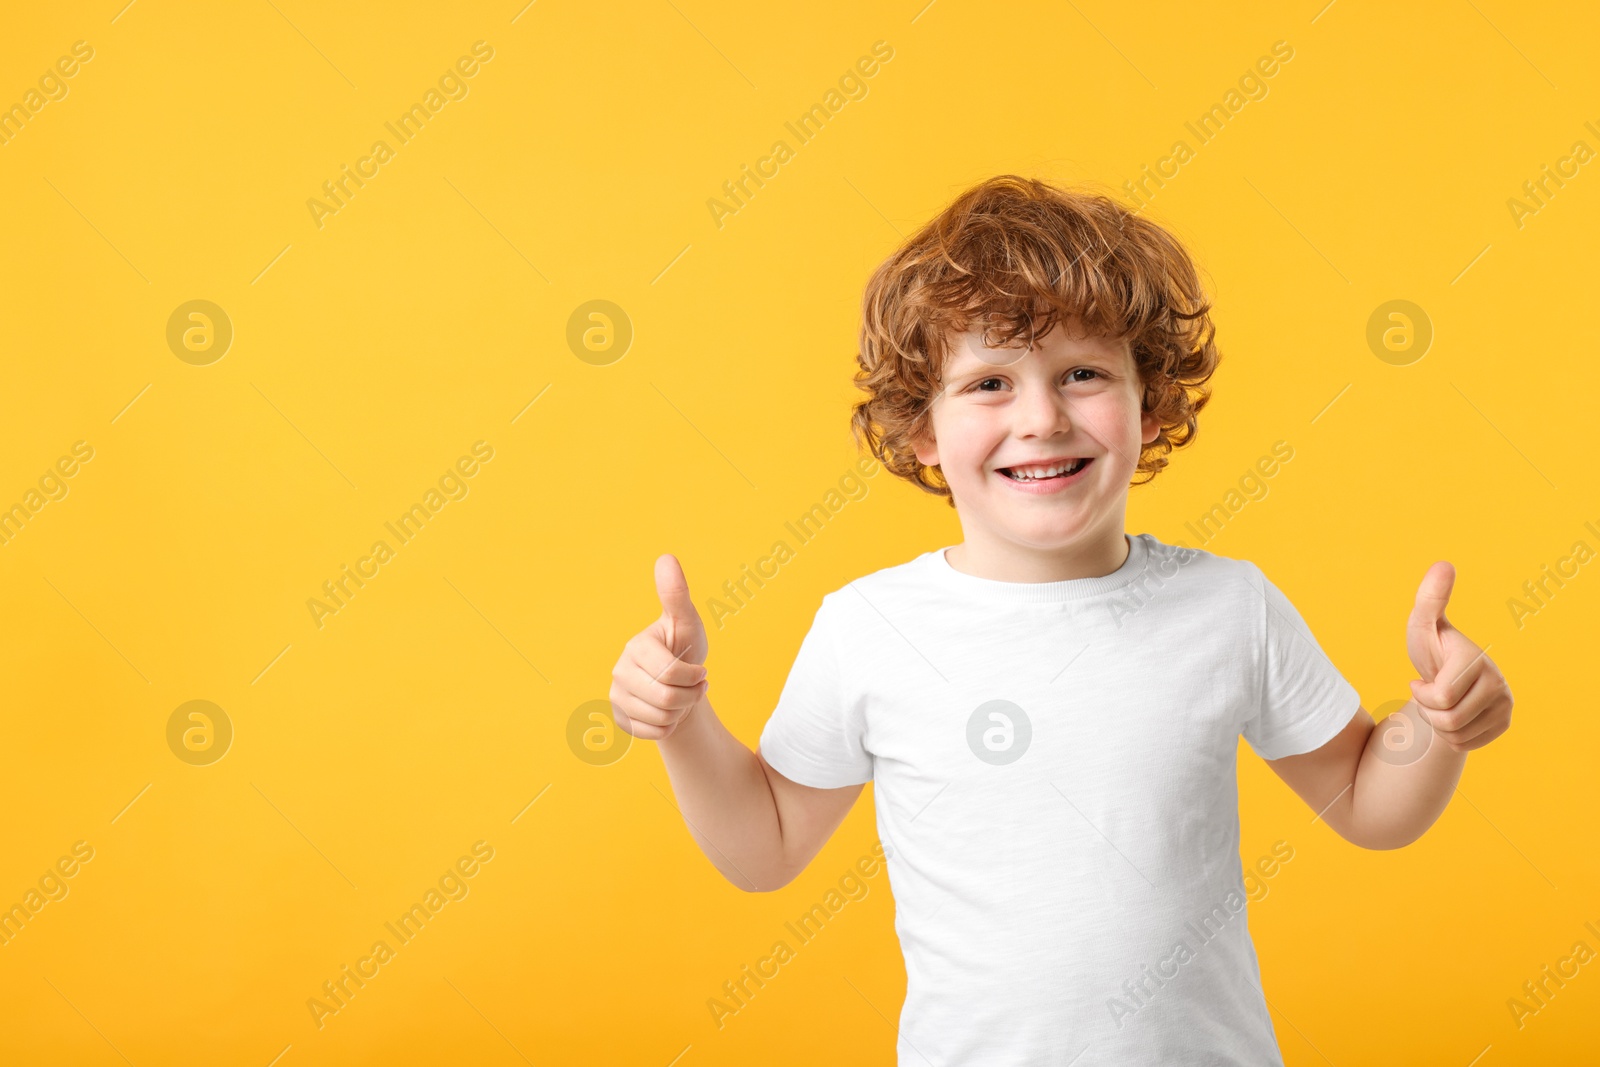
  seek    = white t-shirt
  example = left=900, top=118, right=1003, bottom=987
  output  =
left=758, top=532, right=1361, bottom=1066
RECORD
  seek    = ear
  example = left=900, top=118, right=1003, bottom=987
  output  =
left=910, top=422, right=939, bottom=467
left=1140, top=408, right=1161, bottom=445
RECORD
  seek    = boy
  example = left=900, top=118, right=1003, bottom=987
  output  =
left=609, top=175, right=1514, bottom=1064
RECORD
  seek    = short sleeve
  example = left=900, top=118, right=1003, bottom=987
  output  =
left=757, top=594, right=873, bottom=788
left=1240, top=562, right=1362, bottom=761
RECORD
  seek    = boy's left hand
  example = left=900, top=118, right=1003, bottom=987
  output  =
left=1406, top=561, right=1514, bottom=753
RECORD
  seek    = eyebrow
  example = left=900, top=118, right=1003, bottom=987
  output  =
left=947, top=348, right=1124, bottom=379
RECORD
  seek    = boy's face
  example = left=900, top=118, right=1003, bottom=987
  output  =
left=912, top=319, right=1162, bottom=559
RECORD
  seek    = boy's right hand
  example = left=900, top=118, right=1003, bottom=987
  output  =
left=609, top=553, right=710, bottom=740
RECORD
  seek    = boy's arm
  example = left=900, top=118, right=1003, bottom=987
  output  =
left=1265, top=704, right=1466, bottom=850
left=658, top=693, right=864, bottom=891
left=1263, top=562, right=1514, bottom=850
left=618, top=554, right=862, bottom=891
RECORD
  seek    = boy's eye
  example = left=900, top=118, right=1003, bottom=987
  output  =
left=966, top=369, right=1099, bottom=392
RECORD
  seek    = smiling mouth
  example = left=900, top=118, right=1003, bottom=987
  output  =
left=998, top=458, right=1091, bottom=481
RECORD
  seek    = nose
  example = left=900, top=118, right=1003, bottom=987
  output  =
left=1012, top=379, right=1073, bottom=439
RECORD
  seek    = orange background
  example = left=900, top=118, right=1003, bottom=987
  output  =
left=0, top=1, right=1595, bottom=1063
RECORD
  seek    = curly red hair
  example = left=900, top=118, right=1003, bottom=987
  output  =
left=849, top=174, right=1221, bottom=506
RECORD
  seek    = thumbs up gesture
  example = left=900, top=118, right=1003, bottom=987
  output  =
left=1405, top=561, right=1514, bottom=753
left=608, top=554, right=711, bottom=740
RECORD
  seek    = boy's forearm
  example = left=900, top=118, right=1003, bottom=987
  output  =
left=656, top=697, right=789, bottom=891
left=1343, top=711, right=1467, bottom=850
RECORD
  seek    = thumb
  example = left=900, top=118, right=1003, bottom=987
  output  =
left=654, top=553, right=705, bottom=661
left=1406, top=561, right=1455, bottom=679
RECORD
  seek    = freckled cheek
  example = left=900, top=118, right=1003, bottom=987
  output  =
left=940, top=416, right=1002, bottom=477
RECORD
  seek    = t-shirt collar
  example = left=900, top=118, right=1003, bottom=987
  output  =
left=922, top=533, right=1151, bottom=604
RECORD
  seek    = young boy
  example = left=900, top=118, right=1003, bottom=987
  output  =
left=609, top=175, right=1514, bottom=1065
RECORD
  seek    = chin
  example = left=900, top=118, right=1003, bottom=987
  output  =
left=1004, top=518, right=1094, bottom=545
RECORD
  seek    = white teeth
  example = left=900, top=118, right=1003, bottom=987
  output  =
left=1006, top=459, right=1085, bottom=480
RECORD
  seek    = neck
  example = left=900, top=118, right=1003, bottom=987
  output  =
left=946, top=523, right=1131, bottom=583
